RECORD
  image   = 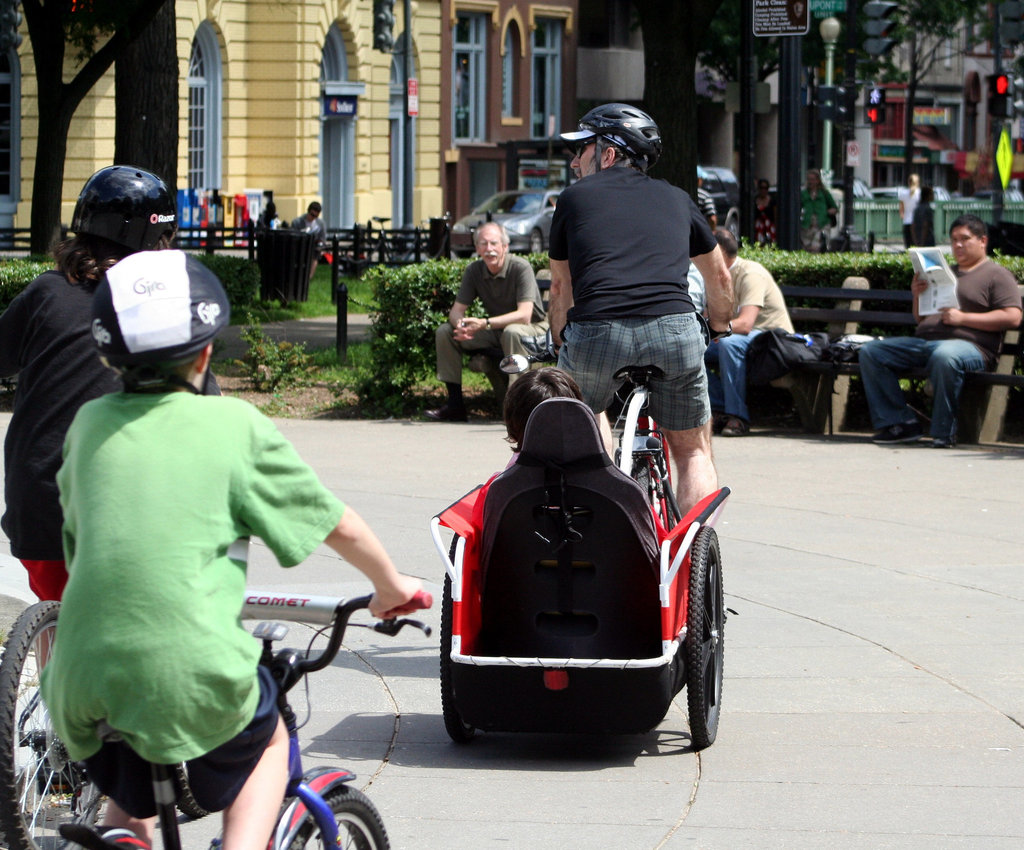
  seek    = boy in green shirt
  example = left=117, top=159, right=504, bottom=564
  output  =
left=40, top=250, right=425, bottom=850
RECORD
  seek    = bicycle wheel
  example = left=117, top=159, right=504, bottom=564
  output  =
left=439, top=569, right=475, bottom=744
left=0, top=601, right=102, bottom=850
left=684, top=526, right=725, bottom=751
left=173, top=763, right=209, bottom=820
left=286, top=784, right=389, bottom=850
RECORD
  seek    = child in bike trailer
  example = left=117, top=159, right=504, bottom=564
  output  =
left=40, top=251, right=424, bottom=850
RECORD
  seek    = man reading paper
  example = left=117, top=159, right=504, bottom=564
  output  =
left=861, top=214, right=1022, bottom=448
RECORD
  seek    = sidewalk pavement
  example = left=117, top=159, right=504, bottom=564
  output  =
left=2, top=411, right=1021, bottom=849
left=215, top=311, right=372, bottom=361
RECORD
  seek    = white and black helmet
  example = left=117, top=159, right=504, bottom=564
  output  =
left=91, top=250, right=230, bottom=370
left=561, top=103, right=663, bottom=171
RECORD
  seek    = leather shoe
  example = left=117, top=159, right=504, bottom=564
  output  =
left=425, top=404, right=468, bottom=422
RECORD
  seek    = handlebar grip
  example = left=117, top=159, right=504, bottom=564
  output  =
left=392, top=590, right=433, bottom=614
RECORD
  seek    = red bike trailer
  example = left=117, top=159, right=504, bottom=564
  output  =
left=429, top=398, right=728, bottom=749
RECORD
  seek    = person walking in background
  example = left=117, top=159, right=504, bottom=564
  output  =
left=800, top=168, right=837, bottom=253
left=696, top=167, right=718, bottom=228
left=291, top=201, right=328, bottom=279
left=899, top=174, right=921, bottom=249
left=911, top=185, right=935, bottom=247
left=754, top=178, right=776, bottom=245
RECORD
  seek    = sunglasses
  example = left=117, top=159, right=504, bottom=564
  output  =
left=571, top=139, right=596, bottom=159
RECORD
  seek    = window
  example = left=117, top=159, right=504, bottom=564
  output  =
left=453, top=13, right=487, bottom=142
left=502, top=25, right=519, bottom=118
left=0, top=52, right=17, bottom=199
left=188, top=23, right=222, bottom=190
left=531, top=18, right=562, bottom=138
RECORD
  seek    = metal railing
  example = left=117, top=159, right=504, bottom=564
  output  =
left=852, top=199, right=1024, bottom=243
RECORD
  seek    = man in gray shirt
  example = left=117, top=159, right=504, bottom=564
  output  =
left=427, top=222, right=548, bottom=421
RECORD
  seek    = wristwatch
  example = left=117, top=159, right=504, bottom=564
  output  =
left=485, top=318, right=491, bottom=330
left=711, top=321, right=732, bottom=340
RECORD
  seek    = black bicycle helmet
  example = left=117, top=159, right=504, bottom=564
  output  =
left=71, top=165, right=177, bottom=251
left=561, top=103, right=663, bottom=170
left=91, top=250, right=229, bottom=374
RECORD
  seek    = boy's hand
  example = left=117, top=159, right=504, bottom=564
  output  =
left=369, top=575, right=429, bottom=619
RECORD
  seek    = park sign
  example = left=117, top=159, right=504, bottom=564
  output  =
left=753, top=0, right=809, bottom=37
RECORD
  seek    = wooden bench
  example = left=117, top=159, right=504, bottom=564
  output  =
left=776, top=277, right=1024, bottom=443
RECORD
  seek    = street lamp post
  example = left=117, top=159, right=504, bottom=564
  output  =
left=819, top=16, right=841, bottom=189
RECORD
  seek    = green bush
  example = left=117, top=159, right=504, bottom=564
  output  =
left=743, top=243, right=1024, bottom=292
left=236, top=315, right=315, bottom=392
left=0, top=258, right=56, bottom=313
left=356, top=259, right=469, bottom=414
left=193, top=254, right=260, bottom=311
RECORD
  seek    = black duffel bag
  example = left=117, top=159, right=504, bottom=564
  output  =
left=746, top=329, right=829, bottom=385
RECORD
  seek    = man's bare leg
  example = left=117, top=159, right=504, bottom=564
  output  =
left=664, top=421, right=717, bottom=517
left=597, top=410, right=614, bottom=455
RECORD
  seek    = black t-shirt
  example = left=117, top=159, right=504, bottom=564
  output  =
left=0, top=271, right=121, bottom=559
left=548, top=167, right=717, bottom=321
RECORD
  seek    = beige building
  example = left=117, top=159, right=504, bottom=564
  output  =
left=10, top=1, right=444, bottom=232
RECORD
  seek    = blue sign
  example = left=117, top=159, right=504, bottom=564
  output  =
left=323, top=95, right=357, bottom=117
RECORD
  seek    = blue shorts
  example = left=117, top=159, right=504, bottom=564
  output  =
left=84, top=666, right=280, bottom=819
left=558, top=314, right=711, bottom=431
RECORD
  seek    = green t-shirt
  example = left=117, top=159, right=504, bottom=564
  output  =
left=40, top=392, right=345, bottom=763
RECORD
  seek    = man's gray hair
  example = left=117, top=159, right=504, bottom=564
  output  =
left=475, top=221, right=510, bottom=246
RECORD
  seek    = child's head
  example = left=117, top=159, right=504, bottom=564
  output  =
left=503, top=367, right=583, bottom=452
left=91, top=250, right=230, bottom=393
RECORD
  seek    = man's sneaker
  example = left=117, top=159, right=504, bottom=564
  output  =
left=932, top=436, right=956, bottom=449
left=871, top=422, right=923, bottom=444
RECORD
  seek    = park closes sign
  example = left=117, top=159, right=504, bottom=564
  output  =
left=753, top=0, right=810, bottom=37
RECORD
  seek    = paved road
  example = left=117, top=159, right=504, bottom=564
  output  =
left=1, top=415, right=1022, bottom=849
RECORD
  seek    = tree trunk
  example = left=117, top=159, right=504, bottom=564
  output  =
left=114, top=0, right=178, bottom=192
left=634, top=0, right=724, bottom=196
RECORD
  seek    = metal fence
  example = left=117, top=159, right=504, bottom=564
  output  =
left=852, top=199, right=1024, bottom=243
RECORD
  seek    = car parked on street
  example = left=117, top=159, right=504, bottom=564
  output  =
left=450, top=190, right=561, bottom=257
left=698, top=165, right=740, bottom=236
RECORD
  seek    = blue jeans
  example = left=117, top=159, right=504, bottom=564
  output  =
left=704, top=330, right=762, bottom=423
left=858, top=337, right=985, bottom=441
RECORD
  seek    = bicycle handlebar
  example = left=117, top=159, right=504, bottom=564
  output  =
left=244, top=589, right=432, bottom=680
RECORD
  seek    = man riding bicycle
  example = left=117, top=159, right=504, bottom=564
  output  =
left=547, top=103, right=734, bottom=514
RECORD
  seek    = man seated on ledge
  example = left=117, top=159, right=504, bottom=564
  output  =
left=427, top=221, right=548, bottom=422
left=704, top=228, right=795, bottom=437
left=860, top=213, right=1022, bottom=448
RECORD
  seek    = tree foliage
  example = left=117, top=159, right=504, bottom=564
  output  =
left=21, top=0, right=172, bottom=254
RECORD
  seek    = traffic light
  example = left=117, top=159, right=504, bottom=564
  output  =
left=1000, top=1, right=1023, bottom=44
left=817, top=85, right=857, bottom=123
left=865, top=87, right=886, bottom=124
left=373, top=0, right=395, bottom=53
left=989, top=73, right=1012, bottom=119
left=864, top=1, right=899, bottom=57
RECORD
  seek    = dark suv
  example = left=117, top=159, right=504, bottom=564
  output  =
left=698, top=165, right=740, bottom=236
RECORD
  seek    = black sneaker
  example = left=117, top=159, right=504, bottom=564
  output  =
left=871, top=422, right=923, bottom=444
left=932, top=437, right=956, bottom=449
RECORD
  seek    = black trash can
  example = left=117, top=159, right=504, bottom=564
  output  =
left=256, top=230, right=317, bottom=303
left=427, top=216, right=450, bottom=259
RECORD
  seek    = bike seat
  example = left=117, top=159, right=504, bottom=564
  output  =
left=612, top=365, right=665, bottom=383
